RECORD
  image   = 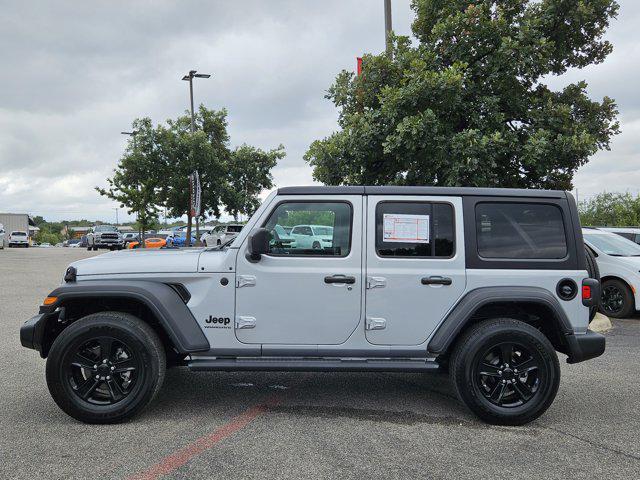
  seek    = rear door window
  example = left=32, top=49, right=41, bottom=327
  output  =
left=476, top=203, right=567, bottom=259
left=375, top=202, right=455, bottom=257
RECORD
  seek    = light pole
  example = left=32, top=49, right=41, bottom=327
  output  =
left=181, top=70, right=211, bottom=246
left=384, top=0, right=392, bottom=58
left=113, top=208, right=119, bottom=226
left=121, top=130, right=143, bottom=246
left=181, top=70, right=211, bottom=133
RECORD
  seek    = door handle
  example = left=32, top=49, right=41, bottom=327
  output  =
left=324, top=275, right=356, bottom=285
left=421, top=276, right=452, bottom=286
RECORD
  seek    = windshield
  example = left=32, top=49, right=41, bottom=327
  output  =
left=584, top=232, right=640, bottom=256
left=227, top=225, right=243, bottom=233
left=95, top=225, right=117, bottom=232
left=12, top=232, right=26, bottom=236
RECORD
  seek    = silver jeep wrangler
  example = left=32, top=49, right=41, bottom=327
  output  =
left=21, top=186, right=603, bottom=425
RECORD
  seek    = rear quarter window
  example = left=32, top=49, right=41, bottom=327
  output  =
left=476, top=203, right=567, bottom=259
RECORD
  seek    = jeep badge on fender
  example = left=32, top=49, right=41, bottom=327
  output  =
left=20, top=186, right=604, bottom=425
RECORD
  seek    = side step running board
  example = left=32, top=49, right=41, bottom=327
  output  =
left=188, top=357, right=440, bottom=373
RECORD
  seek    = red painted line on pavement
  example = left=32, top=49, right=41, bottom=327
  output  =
left=128, top=398, right=278, bottom=480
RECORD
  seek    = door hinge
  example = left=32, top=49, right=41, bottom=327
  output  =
left=366, top=276, right=387, bottom=289
left=236, top=275, right=256, bottom=288
left=235, top=316, right=256, bottom=329
left=365, top=317, right=387, bottom=331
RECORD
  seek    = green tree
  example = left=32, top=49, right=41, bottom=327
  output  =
left=305, top=0, right=620, bottom=190
left=222, top=144, right=285, bottom=220
left=97, top=118, right=162, bottom=246
left=579, top=192, right=640, bottom=226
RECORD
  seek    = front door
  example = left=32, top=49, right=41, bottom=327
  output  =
left=365, top=196, right=466, bottom=345
left=235, top=196, right=363, bottom=345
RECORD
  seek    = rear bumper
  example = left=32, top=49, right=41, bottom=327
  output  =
left=565, top=330, right=606, bottom=364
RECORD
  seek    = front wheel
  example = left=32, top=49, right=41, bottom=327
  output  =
left=46, top=312, right=165, bottom=424
left=450, top=318, right=560, bottom=425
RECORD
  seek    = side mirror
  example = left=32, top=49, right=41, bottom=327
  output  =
left=246, top=228, right=271, bottom=262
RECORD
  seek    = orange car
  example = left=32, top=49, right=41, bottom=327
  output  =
left=127, top=237, right=167, bottom=249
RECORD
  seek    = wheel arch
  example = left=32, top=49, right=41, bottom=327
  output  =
left=36, top=280, right=209, bottom=358
left=428, top=287, right=575, bottom=359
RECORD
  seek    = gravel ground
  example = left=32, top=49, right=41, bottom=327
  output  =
left=1, top=247, right=639, bottom=479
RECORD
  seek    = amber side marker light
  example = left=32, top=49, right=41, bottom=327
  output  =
left=43, top=296, right=58, bottom=306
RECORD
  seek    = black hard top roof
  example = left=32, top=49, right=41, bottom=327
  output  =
left=277, top=185, right=567, bottom=199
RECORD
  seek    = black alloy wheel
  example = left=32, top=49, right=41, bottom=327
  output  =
left=450, top=318, right=560, bottom=425
left=475, top=342, right=541, bottom=408
left=46, top=312, right=165, bottom=423
left=66, top=336, right=141, bottom=405
left=600, top=279, right=634, bottom=318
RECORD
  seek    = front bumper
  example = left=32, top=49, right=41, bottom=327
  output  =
left=20, top=313, right=47, bottom=352
left=20, top=309, right=61, bottom=357
left=565, top=330, right=606, bottom=364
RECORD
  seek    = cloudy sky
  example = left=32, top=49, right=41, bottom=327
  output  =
left=0, top=0, right=638, bottom=222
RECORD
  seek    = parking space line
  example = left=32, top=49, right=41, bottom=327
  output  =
left=127, top=397, right=279, bottom=480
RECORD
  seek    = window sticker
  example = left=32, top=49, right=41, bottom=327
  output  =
left=383, top=214, right=430, bottom=243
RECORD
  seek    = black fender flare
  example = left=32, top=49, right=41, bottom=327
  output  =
left=427, top=286, right=573, bottom=355
left=41, top=280, right=210, bottom=354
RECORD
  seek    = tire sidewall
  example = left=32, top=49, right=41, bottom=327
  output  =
left=46, top=315, right=162, bottom=423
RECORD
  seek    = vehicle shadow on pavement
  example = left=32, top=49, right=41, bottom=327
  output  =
left=142, top=368, right=478, bottom=426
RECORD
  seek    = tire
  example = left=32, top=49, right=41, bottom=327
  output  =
left=93, top=246, right=98, bottom=251
left=450, top=318, right=560, bottom=426
left=312, top=241, right=321, bottom=249
left=46, top=312, right=166, bottom=424
left=584, top=246, right=600, bottom=322
left=600, top=279, right=634, bottom=319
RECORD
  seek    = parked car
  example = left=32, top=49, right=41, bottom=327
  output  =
left=600, top=227, right=640, bottom=246
left=289, top=224, right=333, bottom=250
left=122, top=232, right=139, bottom=246
left=166, top=232, right=197, bottom=247
left=68, top=239, right=81, bottom=248
left=86, top=225, right=124, bottom=251
left=0, top=223, right=5, bottom=249
left=39, top=243, right=52, bottom=248
left=128, top=237, right=167, bottom=249
left=8, top=231, right=29, bottom=247
left=21, top=186, right=603, bottom=426
left=583, top=228, right=640, bottom=318
left=203, top=224, right=243, bottom=246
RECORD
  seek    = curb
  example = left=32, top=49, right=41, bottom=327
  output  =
left=590, top=313, right=612, bottom=333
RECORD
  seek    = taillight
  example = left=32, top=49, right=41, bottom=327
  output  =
left=582, top=285, right=592, bottom=301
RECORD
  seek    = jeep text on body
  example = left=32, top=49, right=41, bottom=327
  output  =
left=20, top=186, right=604, bottom=425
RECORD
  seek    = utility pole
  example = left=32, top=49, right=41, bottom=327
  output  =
left=384, top=0, right=392, bottom=58
left=114, top=208, right=119, bottom=226
left=181, top=69, right=211, bottom=246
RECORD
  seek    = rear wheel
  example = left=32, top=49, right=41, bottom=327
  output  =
left=46, top=312, right=165, bottom=424
left=312, top=241, right=321, bottom=249
left=450, top=318, right=560, bottom=425
left=600, top=279, right=634, bottom=318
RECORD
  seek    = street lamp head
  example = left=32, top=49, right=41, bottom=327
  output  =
left=182, top=70, right=211, bottom=81
left=121, top=131, right=137, bottom=136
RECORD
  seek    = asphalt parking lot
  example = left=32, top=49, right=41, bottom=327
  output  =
left=1, top=247, right=639, bottom=479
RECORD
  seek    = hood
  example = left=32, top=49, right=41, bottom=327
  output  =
left=71, top=248, right=206, bottom=276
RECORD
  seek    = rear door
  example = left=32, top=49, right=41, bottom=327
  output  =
left=364, top=196, right=466, bottom=345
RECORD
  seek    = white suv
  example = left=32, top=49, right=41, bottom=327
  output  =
left=8, top=231, right=29, bottom=248
left=289, top=224, right=334, bottom=250
left=600, top=227, right=640, bottom=246
left=582, top=228, right=640, bottom=318
left=203, top=224, right=243, bottom=246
